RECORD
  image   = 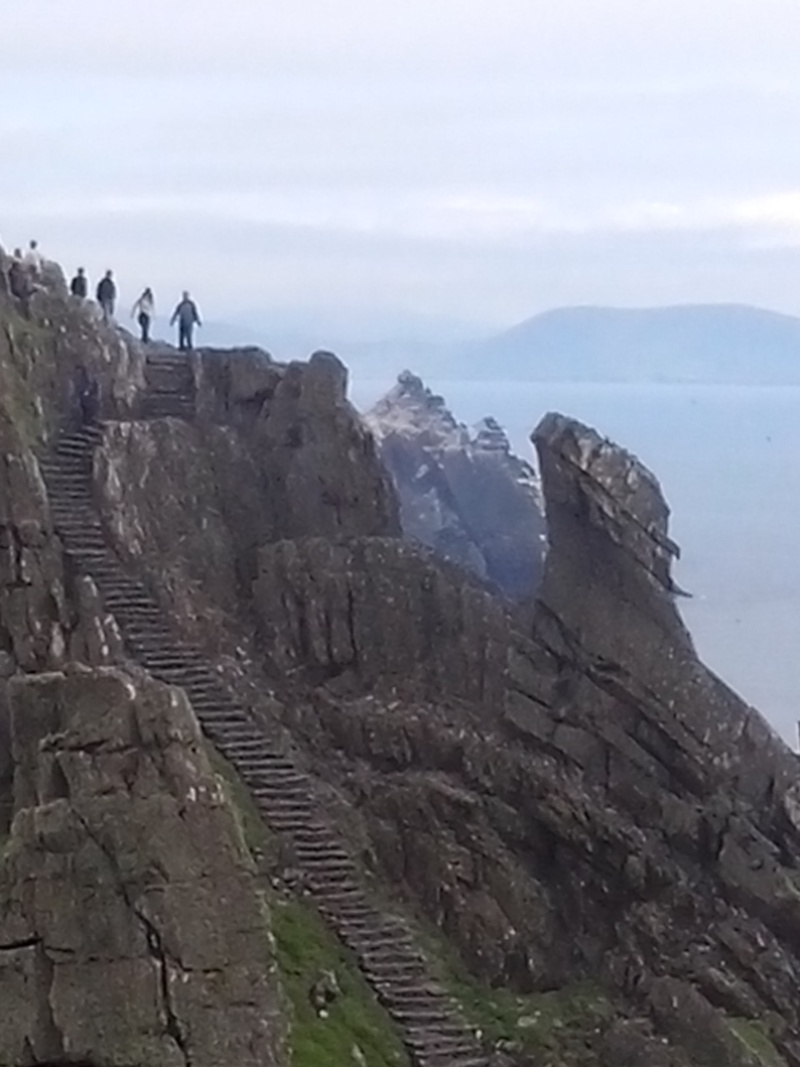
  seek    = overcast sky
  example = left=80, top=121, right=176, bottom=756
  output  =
left=4, top=0, right=800, bottom=334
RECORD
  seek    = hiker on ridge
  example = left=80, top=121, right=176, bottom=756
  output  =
left=170, top=290, right=201, bottom=351
left=8, top=250, right=32, bottom=316
left=70, top=267, right=88, bottom=299
left=131, top=286, right=155, bottom=343
left=96, top=270, right=116, bottom=323
left=24, top=239, right=43, bottom=275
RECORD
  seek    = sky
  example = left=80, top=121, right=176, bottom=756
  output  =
left=4, top=0, right=800, bottom=335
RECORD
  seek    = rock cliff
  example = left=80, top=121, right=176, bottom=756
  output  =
left=365, top=371, right=545, bottom=599
left=1, top=255, right=799, bottom=1067
left=0, top=666, right=283, bottom=1067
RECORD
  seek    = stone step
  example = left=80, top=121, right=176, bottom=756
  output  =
left=51, top=506, right=96, bottom=518
left=406, top=1023, right=479, bottom=1044
left=125, top=629, right=179, bottom=645
left=312, top=884, right=365, bottom=904
left=419, top=1057, right=486, bottom=1067
left=294, top=843, right=350, bottom=860
left=194, top=709, right=253, bottom=724
left=136, top=651, right=208, bottom=669
left=345, top=926, right=417, bottom=949
left=407, top=1035, right=479, bottom=1058
left=285, top=825, right=334, bottom=844
left=390, top=1006, right=457, bottom=1026
left=142, top=656, right=209, bottom=672
left=381, top=986, right=451, bottom=1007
left=67, top=548, right=108, bottom=561
left=359, top=945, right=426, bottom=968
left=224, top=746, right=297, bottom=765
left=235, top=763, right=308, bottom=783
left=417, top=1053, right=486, bottom=1067
left=299, top=853, right=354, bottom=873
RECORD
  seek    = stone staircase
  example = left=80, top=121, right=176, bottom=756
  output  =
left=40, top=393, right=492, bottom=1067
left=139, top=348, right=196, bottom=419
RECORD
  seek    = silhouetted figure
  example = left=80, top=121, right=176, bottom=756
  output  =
left=8, top=251, right=31, bottom=317
left=70, top=267, right=88, bottom=299
left=74, top=366, right=100, bottom=426
left=170, top=290, right=202, bottom=351
left=24, top=239, right=43, bottom=275
left=131, top=287, right=155, bottom=343
left=96, top=270, right=116, bottom=322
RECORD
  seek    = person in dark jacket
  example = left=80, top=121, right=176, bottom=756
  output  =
left=96, top=270, right=116, bottom=322
left=8, top=251, right=31, bottom=317
left=170, top=290, right=202, bottom=351
left=74, top=365, right=100, bottom=426
left=70, top=268, right=88, bottom=299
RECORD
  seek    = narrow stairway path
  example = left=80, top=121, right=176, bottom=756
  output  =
left=40, top=384, right=492, bottom=1067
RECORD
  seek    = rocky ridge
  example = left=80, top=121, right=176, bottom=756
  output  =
left=365, top=371, right=545, bottom=600
left=0, top=257, right=798, bottom=1066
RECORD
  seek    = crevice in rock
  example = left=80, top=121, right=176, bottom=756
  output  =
left=0, top=935, right=41, bottom=951
left=72, top=809, right=192, bottom=1067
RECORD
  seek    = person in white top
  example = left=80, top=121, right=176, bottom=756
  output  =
left=131, top=287, right=155, bottom=343
left=23, top=239, right=43, bottom=275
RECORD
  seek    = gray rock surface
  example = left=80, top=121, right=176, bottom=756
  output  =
left=365, top=371, right=544, bottom=599
left=2, top=258, right=800, bottom=1065
left=0, top=667, right=284, bottom=1067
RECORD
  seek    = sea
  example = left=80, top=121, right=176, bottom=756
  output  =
left=350, top=378, right=800, bottom=748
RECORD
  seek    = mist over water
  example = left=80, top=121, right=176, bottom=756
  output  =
left=351, top=377, right=800, bottom=747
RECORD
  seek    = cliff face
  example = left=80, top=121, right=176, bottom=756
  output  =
left=2, top=257, right=800, bottom=1067
left=0, top=667, right=283, bottom=1067
left=252, top=417, right=800, bottom=1066
left=364, top=371, right=545, bottom=599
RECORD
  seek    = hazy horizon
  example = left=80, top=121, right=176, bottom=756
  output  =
left=5, top=1, right=800, bottom=327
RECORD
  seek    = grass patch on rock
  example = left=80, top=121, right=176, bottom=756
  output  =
left=207, top=743, right=409, bottom=1067
left=729, top=1018, right=787, bottom=1067
left=273, top=896, right=409, bottom=1067
left=416, top=923, right=614, bottom=1065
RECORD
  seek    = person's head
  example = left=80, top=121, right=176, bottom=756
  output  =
left=143, top=287, right=152, bottom=298
left=13, top=248, right=22, bottom=259
left=77, top=267, right=85, bottom=276
left=105, top=269, right=113, bottom=279
left=29, top=239, right=37, bottom=251
left=182, top=290, right=190, bottom=300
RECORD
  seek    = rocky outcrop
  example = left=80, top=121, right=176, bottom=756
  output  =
left=0, top=249, right=145, bottom=437
left=0, top=666, right=284, bottom=1067
left=92, top=349, right=399, bottom=644
left=365, top=371, right=545, bottom=599
left=253, top=416, right=800, bottom=1066
left=253, top=536, right=510, bottom=705
left=4, top=257, right=800, bottom=1066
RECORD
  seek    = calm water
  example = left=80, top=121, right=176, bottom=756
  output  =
left=351, top=378, right=800, bottom=747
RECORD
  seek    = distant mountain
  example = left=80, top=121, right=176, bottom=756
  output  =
left=457, top=304, right=800, bottom=384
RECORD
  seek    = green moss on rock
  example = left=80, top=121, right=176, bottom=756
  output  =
left=273, top=897, right=409, bottom=1067
left=729, top=1018, right=787, bottom=1067
left=207, top=745, right=410, bottom=1067
left=416, top=924, right=614, bottom=1065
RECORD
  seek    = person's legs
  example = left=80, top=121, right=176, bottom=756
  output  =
left=184, top=323, right=194, bottom=350
left=179, top=321, right=191, bottom=350
left=139, top=312, right=149, bottom=343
